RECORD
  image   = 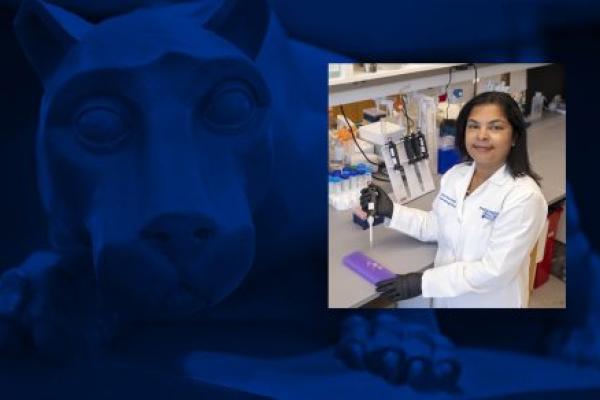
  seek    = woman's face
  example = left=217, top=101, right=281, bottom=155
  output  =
left=465, top=103, right=514, bottom=171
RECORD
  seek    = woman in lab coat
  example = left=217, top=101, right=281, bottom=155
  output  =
left=360, top=91, right=547, bottom=308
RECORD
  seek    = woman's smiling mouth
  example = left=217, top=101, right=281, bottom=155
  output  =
left=472, top=144, right=493, bottom=152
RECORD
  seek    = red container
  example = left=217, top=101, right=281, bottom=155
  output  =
left=534, top=205, right=563, bottom=288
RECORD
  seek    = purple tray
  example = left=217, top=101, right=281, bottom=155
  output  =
left=342, top=251, right=395, bottom=284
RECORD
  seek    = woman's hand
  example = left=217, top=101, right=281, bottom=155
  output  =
left=376, top=273, right=423, bottom=301
left=360, top=184, right=393, bottom=218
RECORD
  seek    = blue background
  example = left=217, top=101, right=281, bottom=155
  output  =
left=0, top=0, right=598, bottom=398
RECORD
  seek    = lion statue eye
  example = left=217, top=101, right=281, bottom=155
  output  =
left=203, top=81, right=257, bottom=130
left=76, top=106, right=129, bottom=149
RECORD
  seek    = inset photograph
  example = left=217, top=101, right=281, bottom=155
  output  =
left=328, top=63, right=565, bottom=309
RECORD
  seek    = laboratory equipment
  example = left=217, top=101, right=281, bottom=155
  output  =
left=387, top=140, right=402, bottom=170
left=340, top=171, right=350, bottom=190
left=336, top=128, right=355, bottom=166
left=362, top=164, right=373, bottom=184
left=356, top=95, right=436, bottom=205
left=365, top=184, right=378, bottom=248
left=376, top=63, right=405, bottom=71
left=358, top=118, right=435, bottom=204
left=328, top=63, right=354, bottom=80
left=548, top=96, right=558, bottom=111
left=548, top=94, right=565, bottom=113
left=349, top=169, right=359, bottom=191
left=342, top=251, right=395, bottom=285
left=415, top=93, right=438, bottom=172
left=530, top=91, right=545, bottom=121
left=333, top=176, right=342, bottom=194
left=352, top=208, right=384, bottom=230
left=361, top=120, right=411, bottom=205
left=438, top=119, right=460, bottom=174
left=328, top=63, right=342, bottom=79
left=349, top=139, right=375, bottom=166
left=329, top=167, right=364, bottom=211
left=329, top=95, right=435, bottom=211
left=363, top=107, right=387, bottom=123
left=403, top=135, right=417, bottom=164
left=328, top=174, right=343, bottom=208
left=356, top=167, right=366, bottom=187
left=358, top=120, right=404, bottom=145
left=415, top=130, right=428, bottom=160
left=363, top=63, right=377, bottom=73
left=329, top=131, right=344, bottom=170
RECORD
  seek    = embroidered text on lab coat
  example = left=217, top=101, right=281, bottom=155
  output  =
left=479, top=206, right=499, bottom=221
left=439, top=193, right=457, bottom=208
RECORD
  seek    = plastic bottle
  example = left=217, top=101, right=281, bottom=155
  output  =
left=328, top=176, right=343, bottom=209
left=349, top=169, right=361, bottom=207
left=531, top=92, right=544, bottom=121
left=364, top=165, right=373, bottom=185
left=343, top=168, right=351, bottom=187
left=328, top=175, right=335, bottom=195
left=332, top=176, right=342, bottom=206
left=331, top=136, right=345, bottom=169
left=352, top=169, right=361, bottom=191
left=359, top=165, right=370, bottom=188
left=356, top=168, right=366, bottom=188
left=340, top=171, right=351, bottom=194
left=333, top=176, right=342, bottom=195
left=328, top=175, right=335, bottom=207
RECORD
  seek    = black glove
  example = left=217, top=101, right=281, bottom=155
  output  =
left=376, top=273, right=423, bottom=301
left=359, top=184, right=393, bottom=219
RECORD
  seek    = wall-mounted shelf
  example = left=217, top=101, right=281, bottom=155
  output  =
left=329, top=63, right=551, bottom=106
left=329, top=63, right=463, bottom=86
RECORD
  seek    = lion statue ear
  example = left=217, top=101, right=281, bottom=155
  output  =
left=203, top=0, right=270, bottom=60
left=14, top=0, right=93, bottom=83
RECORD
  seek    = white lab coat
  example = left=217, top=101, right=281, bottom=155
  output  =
left=388, top=162, right=547, bottom=308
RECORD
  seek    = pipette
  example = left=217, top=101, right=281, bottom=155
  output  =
left=366, top=185, right=378, bottom=248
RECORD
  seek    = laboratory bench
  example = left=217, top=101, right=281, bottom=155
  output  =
left=328, top=187, right=437, bottom=308
left=328, top=112, right=566, bottom=308
left=528, top=112, right=566, bottom=206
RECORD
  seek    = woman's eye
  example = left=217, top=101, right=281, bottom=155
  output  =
left=203, top=83, right=256, bottom=130
left=491, top=125, right=504, bottom=130
left=76, top=107, right=128, bottom=149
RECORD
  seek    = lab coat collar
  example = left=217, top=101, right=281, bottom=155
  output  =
left=460, top=162, right=476, bottom=194
left=487, top=163, right=510, bottom=186
left=455, top=163, right=475, bottom=219
left=455, top=163, right=509, bottom=219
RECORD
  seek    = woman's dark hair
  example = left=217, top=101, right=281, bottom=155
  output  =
left=455, top=91, right=541, bottom=186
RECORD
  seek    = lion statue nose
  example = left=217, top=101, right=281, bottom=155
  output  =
left=94, top=210, right=259, bottom=319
